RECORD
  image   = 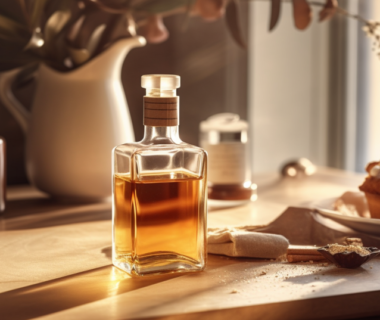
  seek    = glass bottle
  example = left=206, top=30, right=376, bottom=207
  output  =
left=200, top=113, right=256, bottom=207
left=112, top=74, right=207, bottom=276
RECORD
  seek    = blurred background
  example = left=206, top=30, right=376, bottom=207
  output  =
left=250, top=0, right=380, bottom=174
left=0, top=0, right=379, bottom=186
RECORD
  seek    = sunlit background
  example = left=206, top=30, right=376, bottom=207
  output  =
left=249, top=0, right=380, bottom=174
left=0, top=0, right=379, bottom=185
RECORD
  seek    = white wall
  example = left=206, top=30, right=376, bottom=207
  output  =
left=353, top=0, right=380, bottom=171
left=248, top=1, right=330, bottom=173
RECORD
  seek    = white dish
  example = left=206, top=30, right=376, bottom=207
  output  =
left=312, top=197, right=380, bottom=236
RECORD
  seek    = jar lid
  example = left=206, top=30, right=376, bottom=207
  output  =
left=200, top=113, right=248, bottom=132
left=141, top=74, right=180, bottom=90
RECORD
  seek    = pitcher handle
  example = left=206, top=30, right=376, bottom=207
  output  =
left=0, top=68, right=30, bottom=133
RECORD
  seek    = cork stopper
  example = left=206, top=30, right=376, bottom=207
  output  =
left=141, top=75, right=180, bottom=126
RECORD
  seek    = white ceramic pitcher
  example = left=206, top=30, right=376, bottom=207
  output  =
left=0, top=36, right=146, bottom=201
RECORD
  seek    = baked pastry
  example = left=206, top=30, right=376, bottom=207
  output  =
left=359, top=161, right=380, bottom=218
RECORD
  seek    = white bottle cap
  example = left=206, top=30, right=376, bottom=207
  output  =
left=200, top=113, right=248, bottom=132
left=141, top=75, right=180, bottom=90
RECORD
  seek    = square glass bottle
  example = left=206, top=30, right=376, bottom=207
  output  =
left=112, top=75, right=207, bottom=276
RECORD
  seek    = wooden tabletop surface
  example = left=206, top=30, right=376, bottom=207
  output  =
left=1, top=167, right=380, bottom=320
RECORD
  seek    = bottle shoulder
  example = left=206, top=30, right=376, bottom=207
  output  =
left=113, top=140, right=207, bottom=179
left=113, top=141, right=206, bottom=156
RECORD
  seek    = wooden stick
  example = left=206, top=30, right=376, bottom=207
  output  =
left=287, top=245, right=322, bottom=256
left=287, top=254, right=327, bottom=263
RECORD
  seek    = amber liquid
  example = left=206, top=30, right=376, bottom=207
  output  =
left=113, top=172, right=206, bottom=275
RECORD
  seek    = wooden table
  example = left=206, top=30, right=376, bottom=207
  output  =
left=1, top=167, right=379, bottom=320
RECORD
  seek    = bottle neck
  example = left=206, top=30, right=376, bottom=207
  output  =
left=142, top=126, right=182, bottom=144
left=146, top=88, right=176, bottom=97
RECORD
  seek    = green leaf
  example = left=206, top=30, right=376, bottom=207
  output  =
left=31, top=0, right=49, bottom=28
left=48, top=0, right=76, bottom=13
left=181, top=0, right=193, bottom=31
left=132, top=0, right=194, bottom=14
left=87, top=24, right=106, bottom=56
left=45, top=10, right=71, bottom=43
left=0, top=2, right=28, bottom=26
left=269, top=0, right=282, bottom=31
left=0, top=42, right=37, bottom=71
left=0, top=14, right=30, bottom=41
left=68, top=47, right=90, bottom=65
left=0, top=33, right=26, bottom=45
left=24, top=28, right=45, bottom=51
left=17, top=0, right=31, bottom=28
left=14, top=63, right=39, bottom=88
left=225, top=0, right=246, bottom=49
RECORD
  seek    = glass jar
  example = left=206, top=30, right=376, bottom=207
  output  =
left=200, top=113, right=256, bottom=207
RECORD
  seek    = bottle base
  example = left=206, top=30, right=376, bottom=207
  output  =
left=113, top=252, right=205, bottom=276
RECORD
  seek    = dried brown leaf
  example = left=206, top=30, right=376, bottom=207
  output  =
left=17, top=0, right=31, bottom=29
left=269, top=0, right=281, bottom=31
left=225, top=0, right=246, bottom=49
left=193, top=0, right=226, bottom=21
left=139, top=15, right=169, bottom=44
left=292, top=0, right=312, bottom=30
left=319, top=0, right=338, bottom=22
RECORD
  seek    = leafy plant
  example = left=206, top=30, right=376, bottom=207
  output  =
left=0, top=0, right=378, bottom=76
